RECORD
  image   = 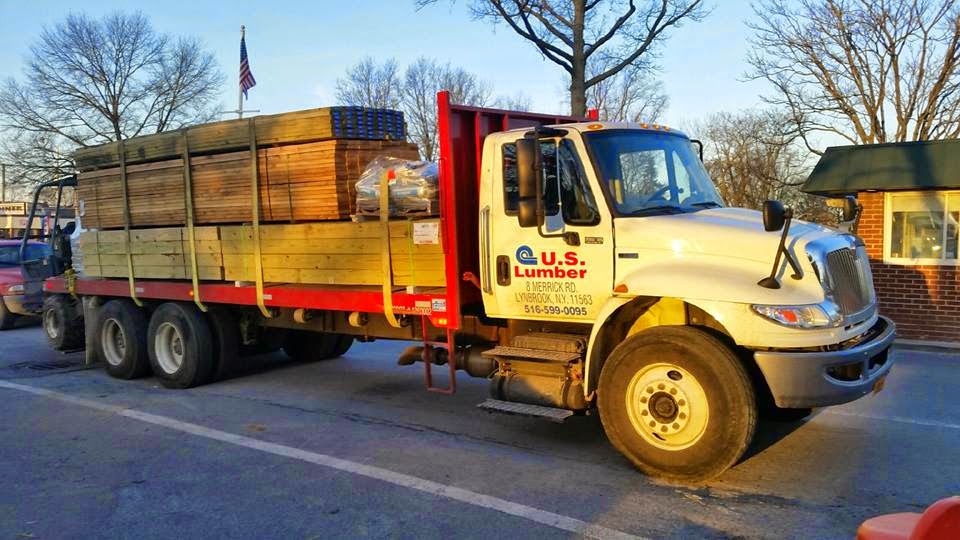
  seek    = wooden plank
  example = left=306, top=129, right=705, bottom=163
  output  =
left=77, top=139, right=419, bottom=229
left=73, top=107, right=409, bottom=171
left=84, top=265, right=224, bottom=280
left=96, top=253, right=223, bottom=267
left=78, top=219, right=446, bottom=287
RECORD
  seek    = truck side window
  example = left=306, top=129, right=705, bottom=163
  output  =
left=502, top=140, right=599, bottom=226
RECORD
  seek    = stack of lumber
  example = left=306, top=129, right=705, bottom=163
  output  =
left=78, top=219, right=446, bottom=288
left=74, top=107, right=407, bottom=171
left=79, top=228, right=224, bottom=280
left=219, top=220, right=446, bottom=287
left=77, top=139, right=419, bottom=229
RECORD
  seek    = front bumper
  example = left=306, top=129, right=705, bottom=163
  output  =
left=2, top=294, right=35, bottom=316
left=753, top=316, right=896, bottom=408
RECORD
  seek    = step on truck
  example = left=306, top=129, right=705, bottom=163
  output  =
left=25, top=91, right=895, bottom=482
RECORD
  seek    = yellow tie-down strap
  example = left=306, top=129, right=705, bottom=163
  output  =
left=380, top=169, right=400, bottom=328
left=182, top=133, right=207, bottom=312
left=249, top=119, right=271, bottom=318
left=64, top=267, right=78, bottom=299
left=118, top=140, right=142, bottom=307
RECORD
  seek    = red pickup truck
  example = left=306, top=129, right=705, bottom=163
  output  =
left=0, top=239, right=51, bottom=329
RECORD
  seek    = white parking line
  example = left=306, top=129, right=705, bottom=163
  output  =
left=821, top=409, right=960, bottom=431
left=0, top=380, right=642, bottom=540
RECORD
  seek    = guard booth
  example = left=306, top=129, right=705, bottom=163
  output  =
left=803, top=139, right=960, bottom=346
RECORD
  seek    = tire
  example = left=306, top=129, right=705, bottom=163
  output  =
left=206, top=306, right=242, bottom=382
left=282, top=331, right=349, bottom=362
left=331, top=334, right=354, bottom=357
left=95, top=299, right=151, bottom=379
left=43, top=295, right=85, bottom=351
left=147, top=303, right=214, bottom=389
left=0, top=299, right=16, bottom=330
left=598, top=326, right=757, bottom=483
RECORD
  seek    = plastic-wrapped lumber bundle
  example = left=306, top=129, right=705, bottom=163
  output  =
left=355, top=157, right=439, bottom=217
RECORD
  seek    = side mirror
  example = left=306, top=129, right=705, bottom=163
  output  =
left=762, top=200, right=786, bottom=232
left=826, top=196, right=858, bottom=222
left=516, top=137, right=543, bottom=228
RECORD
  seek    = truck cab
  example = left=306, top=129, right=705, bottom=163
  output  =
left=475, top=121, right=894, bottom=480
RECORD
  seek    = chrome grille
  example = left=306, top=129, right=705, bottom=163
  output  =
left=825, top=247, right=873, bottom=316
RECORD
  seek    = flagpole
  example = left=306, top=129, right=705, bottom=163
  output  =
left=238, top=25, right=245, bottom=120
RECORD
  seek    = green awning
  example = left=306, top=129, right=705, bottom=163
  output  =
left=802, top=139, right=960, bottom=195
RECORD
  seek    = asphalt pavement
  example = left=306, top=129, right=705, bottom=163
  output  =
left=1, top=321, right=958, bottom=539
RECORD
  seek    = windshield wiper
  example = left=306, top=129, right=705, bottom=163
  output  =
left=689, top=201, right=722, bottom=208
left=630, top=205, right=688, bottom=216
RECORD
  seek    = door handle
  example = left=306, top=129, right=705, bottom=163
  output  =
left=496, top=255, right=511, bottom=286
left=480, top=206, right=492, bottom=294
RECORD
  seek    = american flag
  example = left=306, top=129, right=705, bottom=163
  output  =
left=240, top=30, right=256, bottom=99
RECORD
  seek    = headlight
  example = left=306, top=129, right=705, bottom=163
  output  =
left=4, top=284, right=24, bottom=295
left=751, top=301, right=843, bottom=329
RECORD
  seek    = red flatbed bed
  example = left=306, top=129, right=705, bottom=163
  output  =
left=47, top=92, right=589, bottom=331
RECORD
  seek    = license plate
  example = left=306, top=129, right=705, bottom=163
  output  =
left=872, top=375, right=887, bottom=394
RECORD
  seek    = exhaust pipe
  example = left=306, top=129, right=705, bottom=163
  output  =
left=396, top=345, right=495, bottom=378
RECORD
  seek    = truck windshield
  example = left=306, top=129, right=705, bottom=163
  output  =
left=583, top=130, right=724, bottom=215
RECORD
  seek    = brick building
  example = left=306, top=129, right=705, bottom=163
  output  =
left=803, top=140, right=959, bottom=346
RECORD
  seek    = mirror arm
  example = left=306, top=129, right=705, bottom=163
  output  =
left=691, top=139, right=704, bottom=161
left=782, top=244, right=803, bottom=280
left=758, top=212, right=802, bottom=289
left=850, top=203, right=863, bottom=235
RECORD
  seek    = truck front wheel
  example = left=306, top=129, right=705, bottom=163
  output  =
left=147, top=303, right=214, bottom=389
left=598, top=326, right=757, bottom=483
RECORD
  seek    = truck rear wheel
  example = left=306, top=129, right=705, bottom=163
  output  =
left=598, top=326, right=757, bottom=483
left=96, top=299, right=150, bottom=379
left=205, top=306, right=242, bottom=381
left=147, top=303, right=214, bottom=389
left=43, top=295, right=85, bottom=351
left=283, top=331, right=352, bottom=362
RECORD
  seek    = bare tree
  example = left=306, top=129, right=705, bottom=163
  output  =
left=0, top=11, right=224, bottom=185
left=334, top=57, right=403, bottom=109
left=402, top=57, right=491, bottom=160
left=419, top=0, right=706, bottom=116
left=337, top=57, right=491, bottom=160
left=694, top=109, right=830, bottom=221
left=586, top=59, right=668, bottom=122
left=494, top=92, right=534, bottom=111
left=747, top=0, right=960, bottom=152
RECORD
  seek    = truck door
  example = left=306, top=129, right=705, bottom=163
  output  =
left=482, top=136, right=612, bottom=322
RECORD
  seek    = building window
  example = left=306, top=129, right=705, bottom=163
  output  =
left=885, top=191, right=959, bottom=264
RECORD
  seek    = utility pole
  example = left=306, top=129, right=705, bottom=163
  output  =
left=1, top=163, right=6, bottom=203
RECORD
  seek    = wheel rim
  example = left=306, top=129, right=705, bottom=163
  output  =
left=625, top=362, right=709, bottom=451
left=154, top=322, right=185, bottom=375
left=100, top=319, right=126, bottom=367
left=44, top=309, right=60, bottom=340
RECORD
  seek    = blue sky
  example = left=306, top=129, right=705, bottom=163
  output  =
left=0, top=1, right=767, bottom=128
